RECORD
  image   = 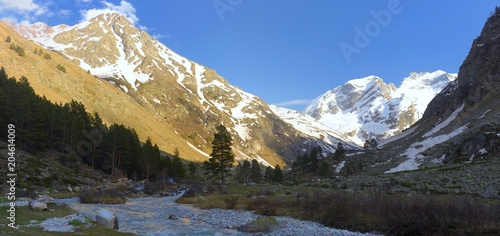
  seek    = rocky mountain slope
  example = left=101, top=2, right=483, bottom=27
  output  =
left=270, top=105, right=359, bottom=153
left=0, top=20, right=211, bottom=164
left=374, top=8, right=500, bottom=173
left=4, top=12, right=346, bottom=167
left=304, top=71, right=457, bottom=145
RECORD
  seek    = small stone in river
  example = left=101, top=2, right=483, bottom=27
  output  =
left=168, top=214, right=179, bottom=220
left=96, top=209, right=119, bottom=230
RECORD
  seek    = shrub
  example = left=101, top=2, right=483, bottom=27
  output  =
left=9, top=42, right=25, bottom=56
left=5, top=35, right=11, bottom=42
left=224, top=197, right=238, bottom=209
left=56, top=64, right=66, bottom=73
left=79, top=189, right=126, bottom=204
left=295, top=191, right=500, bottom=234
left=143, top=182, right=162, bottom=195
left=246, top=198, right=277, bottom=216
left=43, top=53, right=51, bottom=60
left=62, top=178, right=80, bottom=186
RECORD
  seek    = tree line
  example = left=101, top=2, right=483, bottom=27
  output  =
left=203, top=124, right=283, bottom=184
left=0, top=67, right=191, bottom=181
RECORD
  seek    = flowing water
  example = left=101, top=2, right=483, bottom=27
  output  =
left=55, top=194, right=373, bottom=236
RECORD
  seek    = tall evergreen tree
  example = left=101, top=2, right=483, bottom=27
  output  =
left=142, top=137, right=155, bottom=179
left=171, top=156, right=186, bottom=178
left=273, top=165, right=283, bottom=183
left=312, top=146, right=322, bottom=171
left=188, top=162, right=198, bottom=179
left=236, top=160, right=251, bottom=184
left=159, top=155, right=172, bottom=184
left=251, top=159, right=262, bottom=183
left=264, top=166, right=274, bottom=183
left=203, top=124, right=234, bottom=184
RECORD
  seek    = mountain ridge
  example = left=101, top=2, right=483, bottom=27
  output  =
left=374, top=9, right=500, bottom=173
left=303, top=71, right=457, bottom=145
left=4, top=12, right=344, bottom=167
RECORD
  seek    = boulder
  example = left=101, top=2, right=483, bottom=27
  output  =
left=29, top=201, right=48, bottom=211
left=168, top=214, right=179, bottom=220
left=96, top=209, right=119, bottom=230
left=67, top=186, right=73, bottom=192
left=238, top=216, right=279, bottom=233
left=37, top=195, right=55, bottom=205
left=73, top=186, right=81, bottom=192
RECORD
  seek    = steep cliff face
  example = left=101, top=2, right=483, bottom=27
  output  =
left=304, top=72, right=457, bottom=145
left=380, top=9, right=500, bottom=173
left=423, top=10, right=500, bottom=121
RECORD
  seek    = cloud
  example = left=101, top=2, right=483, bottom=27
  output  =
left=0, top=0, right=54, bottom=23
left=59, top=9, right=71, bottom=17
left=80, top=0, right=146, bottom=30
left=0, top=0, right=39, bottom=12
left=274, top=99, right=312, bottom=107
left=152, top=33, right=171, bottom=40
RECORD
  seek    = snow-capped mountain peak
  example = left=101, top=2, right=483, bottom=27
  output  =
left=7, top=12, right=340, bottom=166
left=304, top=71, right=457, bottom=145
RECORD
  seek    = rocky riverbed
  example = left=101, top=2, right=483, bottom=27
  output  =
left=54, top=193, right=375, bottom=235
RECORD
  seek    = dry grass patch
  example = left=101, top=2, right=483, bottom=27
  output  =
left=178, top=182, right=500, bottom=235
left=79, top=189, right=126, bottom=204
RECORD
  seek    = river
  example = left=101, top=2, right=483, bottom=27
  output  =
left=55, top=193, right=375, bottom=236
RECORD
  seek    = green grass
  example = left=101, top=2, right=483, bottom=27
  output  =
left=0, top=204, right=134, bottom=236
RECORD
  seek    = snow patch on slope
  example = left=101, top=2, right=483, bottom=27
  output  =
left=386, top=124, right=467, bottom=173
left=187, top=142, right=209, bottom=158
left=385, top=102, right=467, bottom=173
left=270, top=105, right=356, bottom=150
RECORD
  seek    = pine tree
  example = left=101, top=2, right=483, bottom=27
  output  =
left=142, top=137, right=154, bottom=179
left=264, top=166, right=274, bottom=182
left=273, top=165, right=283, bottom=183
left=319, top=162, right=330, bottom=177
left=171, top=156, right=186, bottom=178
left=335, top=142, right=345, bottom=156
left=174, top=147, right=180, bottom=158
left=203, top=124, right=234, bottom=184
left=251, top=159, right=262, bottom=183
left=236, top=160, right=251, bottom=184
left=307, top=146, right=321, bottom=172
left=5, top=35, right=11, bottom=42
left=188, top=162, right=198, bottom=179
left=370, top=138, right=378, bottom=149
left=159, top=155, right=172, bottom=184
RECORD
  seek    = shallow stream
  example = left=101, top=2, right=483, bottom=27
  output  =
left=55, top=193, right=373, bottom=236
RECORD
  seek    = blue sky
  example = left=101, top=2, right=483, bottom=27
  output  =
left=1, top=1, right=497, bottom=111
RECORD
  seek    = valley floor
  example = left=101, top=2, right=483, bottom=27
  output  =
left=56, top=192, right=371, bottom=235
